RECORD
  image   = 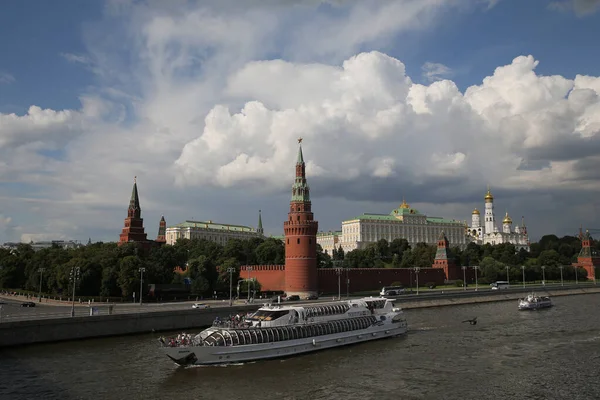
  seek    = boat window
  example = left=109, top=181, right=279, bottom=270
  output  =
left=266, top=328, right=274, bottom=342
left=280, top=327, right=288, bottom=341
left=231, top=330, right=241, bottom=345
left=247, top=310, right=290, bottom=321
left=250, top=330, right=259, bottom=344
left=223, top=330, right=233, bottom=346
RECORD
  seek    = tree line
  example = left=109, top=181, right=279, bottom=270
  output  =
left=0, top=234, right=596, bottom=299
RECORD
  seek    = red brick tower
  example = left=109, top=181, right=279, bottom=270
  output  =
left=573, top=230, right=600, bottom=280
left=283, top=138, right=319, bottom=297
left=118, top=177, right=148, bottom=246
left=432, top=231, right=458, bottom=280
left=155, top=215, right=166, bottom=244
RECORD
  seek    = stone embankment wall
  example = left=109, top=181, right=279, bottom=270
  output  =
left=0, top=305, right=259, bottom=348
left=398, top=287, right=600, bottom=309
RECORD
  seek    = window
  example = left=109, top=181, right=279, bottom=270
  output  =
left=309, top=238, right=312, bottom=244
left=287, top=239, right=289, bottom=244
left=297, top=238, right=300, bottom=244
left=297, top=216, right=300, bottom=221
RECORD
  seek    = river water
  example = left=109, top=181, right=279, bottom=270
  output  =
left=2, top=294, right=600, bottom=400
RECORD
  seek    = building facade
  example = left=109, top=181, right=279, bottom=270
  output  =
left=165, top=216, right=263, bottom=246
left=283, top=140, right=319, bottom=297
left=317, top=199, right=467, bottom=254
left=466, top=187, right=530, bottom=251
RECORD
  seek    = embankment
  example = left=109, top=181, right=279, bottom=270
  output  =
left=0, top=304, right=258, bottom=348
left=2, top=286, right=599, bottom=348
left=397, top=286, right=600, bottom=309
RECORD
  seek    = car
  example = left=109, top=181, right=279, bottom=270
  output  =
left=21, top=301, right=36, bottom=307
left=286, top=295, right=300, bottom=301
left=305, top=294, right=318, bottom=300
left=192, top=303, right=210, bottom=309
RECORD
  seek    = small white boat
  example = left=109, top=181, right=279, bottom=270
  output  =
left=159, top=297, right=408, bottom=366
left=518, top=293, right=552, bottom=311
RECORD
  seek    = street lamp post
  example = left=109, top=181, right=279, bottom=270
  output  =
left=138, top=267, right=145, bottom=306
left=521, top=265, right=526, bottom=288
left=38, top=267, right=45, bottom=302
left=559, top=266, right=564, bottom=286
left=414, top=267, right=421, bottom=295
left=461, top=266, right=467, bottom=291
left=472, top=266, right=479, bottom=291
left=505, top=266, right=510, bottom=287
left=227, top=267, right=235, bottom=306
left=541, top=266, right=546, bottom=286
left=247, top=267, right=253, bottom=301
left=335, top=268, right=342, bottom=300
left=575, top=266, right=578, bottom=285
left=70, top=267, right=80, bottom=317
left=346, top=267, right=350, bottom=299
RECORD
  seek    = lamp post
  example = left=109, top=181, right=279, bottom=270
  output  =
left=38, top=267, right=45, bottom=302
left=414, top=267, right=421, bottom=295
left=472, top=266, right=479, bottom=291
left=461, top=266, right=467, bottom=291
left=521, top=265, right=526, bottom=289
left=559, top=266, right=564, bottom=286
left=541, top=266, right=546, bottom=286
left=505, top=266, right=510, bottom=287
left=575, top=266, right=578, bottom=285
left=346, top=264, right=350, bottom=299
left=227, top=267, right=235, bottom=306
left=335, top=268, right=342, bottom=300
left=70, top=266, right=80, bottom=317
left=247, top=267, right=253, bottom=301
left=138, top=267, right=145, bottom=306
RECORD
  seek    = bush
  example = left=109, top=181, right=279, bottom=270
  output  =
left=426, top=282, right=436, bottom=289
left=391, top=281, right=404, bottom=287
left=455, top=279, right=464, bottom=288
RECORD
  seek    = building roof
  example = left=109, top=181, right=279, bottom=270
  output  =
left=343, top=213, right=462, bottom=225
left=317, top=230, right=343, bottom=236
left=168, top=220, right=256, bottom=232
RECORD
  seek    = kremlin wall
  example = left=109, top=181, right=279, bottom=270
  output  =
left=116, top=140, right=599, bottom=293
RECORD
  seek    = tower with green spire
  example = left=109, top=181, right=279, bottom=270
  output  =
left=283, top=138, right=319, bottom=297
left=118, top=176, right=148, bottom=246
left=156, top=215, right=167, bottom=244
left=257, top=210, right=264, bottom=236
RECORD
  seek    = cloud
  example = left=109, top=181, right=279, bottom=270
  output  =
left=0, top=72, right=15, bottom=84
left=548, top=0, right=600, bottom=16
left=0, top=0, right=598, bottom=243
left=421, top=62, right=453, bottom=82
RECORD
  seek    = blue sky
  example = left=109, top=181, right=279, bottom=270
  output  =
left=0, top=0, right=599, bottom=244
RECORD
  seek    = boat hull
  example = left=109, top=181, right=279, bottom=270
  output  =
left=162, top=321, right=408, bottom=366
left=518, top=302, right=553, bottom=311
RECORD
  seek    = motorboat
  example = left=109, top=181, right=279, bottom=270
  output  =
left=159, top=297, right=408, bottom=366
left=518, top=293, right=553, bottom=311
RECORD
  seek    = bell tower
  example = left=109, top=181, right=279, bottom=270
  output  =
left=283, top=138, right=319, bottom=297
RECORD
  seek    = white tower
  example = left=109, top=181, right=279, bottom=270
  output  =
left=471, top=208, right=481, bottom=228
left=484, top=186, right=496, bottom=234
left=502, top=212, right=512, bottom=234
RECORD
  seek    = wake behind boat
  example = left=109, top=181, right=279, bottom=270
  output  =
left=159, top=297, right=408, bottom=366
left=518, top=293, right=553, bottom=311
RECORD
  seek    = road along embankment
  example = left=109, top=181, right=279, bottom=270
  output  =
left=0, top=304, right=259, bottom=348
left=396, top=286, right=600, bottom=309
left=2, top=286, right=599, bottom=348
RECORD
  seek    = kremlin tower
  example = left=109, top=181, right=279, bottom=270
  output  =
left=156, top=215, right=167, bottom=244
left=283, top=139, right=319, bottom=297
left=118, top=177, right=148, bottom=245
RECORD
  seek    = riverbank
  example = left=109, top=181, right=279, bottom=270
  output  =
left=1, top=286, right=599, bottom=348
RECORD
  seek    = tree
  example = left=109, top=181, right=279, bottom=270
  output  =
left=118, top=256, right=143, bottom=297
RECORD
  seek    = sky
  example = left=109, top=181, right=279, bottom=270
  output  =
left=0, top=0, right=599, bottom=244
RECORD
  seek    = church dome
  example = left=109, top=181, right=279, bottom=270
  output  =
left=472, top=208, right=480, bottom=215
left=503, top=212, right=512, bottom=224
left=484, top=188, right=494, bottom=203
left=399, top=199, right=410, bottom=209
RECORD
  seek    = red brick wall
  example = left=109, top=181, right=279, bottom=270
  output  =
left=240, top=265, right=479, bottom=294
left=240, top=265, right=286, bottom=291
left=317, top=268, right=446, bottom=293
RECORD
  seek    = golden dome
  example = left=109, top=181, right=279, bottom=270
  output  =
left=484, top=186, right=494, bottom=203
left=503, top=212, right=512, bottom=224
left=472, top=208, right=480, bottom=215
left=399, top=198, right=410, bottom=209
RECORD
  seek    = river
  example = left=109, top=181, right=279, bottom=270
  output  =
left=1, top=294, right=599, bottom=400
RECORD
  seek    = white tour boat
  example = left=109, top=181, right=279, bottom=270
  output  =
left=518, top=293, right=553, bottom=311
left=159, top=297, right=408, bottom=366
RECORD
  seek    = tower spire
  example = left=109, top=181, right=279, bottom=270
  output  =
left=130, top=176, right=140, bottom=213
left=257, top=210, right=264, bottom=236
left=292, top=139, right=310, bottom=202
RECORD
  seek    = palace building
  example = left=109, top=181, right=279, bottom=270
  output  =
left=317, top=199, right=467, bottom=254
left=165, top=211, right=264, bottom=246
left=466, top=187, right=530, bottom=251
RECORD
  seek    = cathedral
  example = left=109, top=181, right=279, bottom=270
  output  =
left=466, top=187, right=530, bottom=251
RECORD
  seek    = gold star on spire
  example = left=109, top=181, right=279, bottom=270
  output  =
left=298, top=137, right=303, bottom=144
